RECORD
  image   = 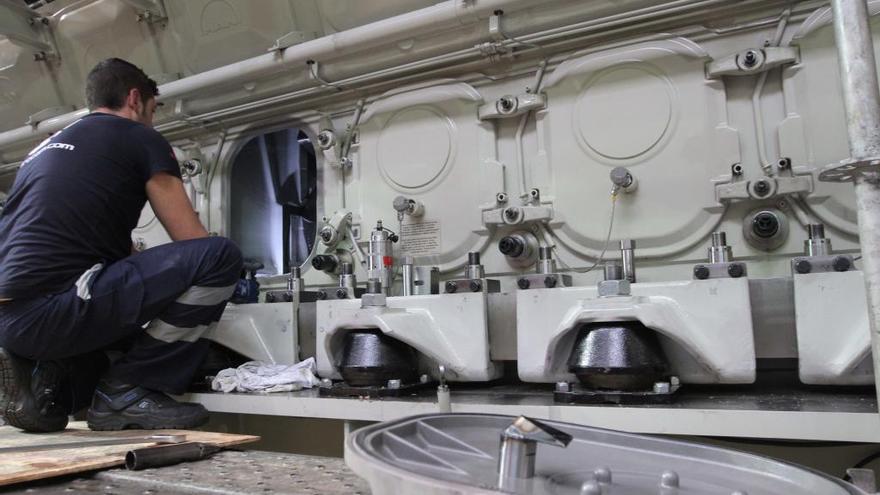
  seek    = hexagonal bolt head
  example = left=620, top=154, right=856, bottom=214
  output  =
left=555, top=381, right=570, bottom=393
left=316, top=290, right=328, bottom=300
left=504, top=207, right=520, bottom=222
left=517, top=278, right=531, bottom=290
left=795, top=259, right=812, bottom=274
left=727, top=263, right=745, bottom=278
left=469, top=280, right=482, bottom=292
left=544, top=276, right=558, bottom=288
left=386, top=379, right=401, bottom=389
left=335, top=288, right=348, bottom=299
left=833, top=256, right=852, bottom=272
left=693, top=265, right=710, bottom=280
left=320, top=378, right=333, bottom=388
left=361, top=293, right=386, bottom=307
left=445, top=281, right=458, bottom=293
left=598, top=279, right=630, bottom=297
left=753, top=180, right=771, bottom=197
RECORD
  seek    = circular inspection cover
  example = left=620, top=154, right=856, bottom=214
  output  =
left=377, top=107, right=454, bottom=190
left=346, top=413, right=866, bottom=495
left=575, top=65, right=673, bottom=161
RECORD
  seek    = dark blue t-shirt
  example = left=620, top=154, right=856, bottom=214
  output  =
left=0, top=112, right=180, bottom=299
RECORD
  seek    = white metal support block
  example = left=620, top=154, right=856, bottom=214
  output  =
left=517, top=279, right=756, bottom=384
left=793, top=271, right=873, bottom=384
left=316, top=293, right=502, bottom=382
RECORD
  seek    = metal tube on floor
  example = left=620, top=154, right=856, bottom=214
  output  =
left=831, top=0, right=880, bottom=406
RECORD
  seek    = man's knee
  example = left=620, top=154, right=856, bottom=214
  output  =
left=204, top=237, right=243, bottom=281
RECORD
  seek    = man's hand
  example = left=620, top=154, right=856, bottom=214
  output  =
left=146, top=172, right=209, bottom=241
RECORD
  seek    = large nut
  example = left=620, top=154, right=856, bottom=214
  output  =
left=597, top=279, right=631, bottom=297
left=361, top=292, right=386, bottom=307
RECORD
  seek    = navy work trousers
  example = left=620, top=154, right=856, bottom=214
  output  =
left=0, top=237, right=242, bottom=400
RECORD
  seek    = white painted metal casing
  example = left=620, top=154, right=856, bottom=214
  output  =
left=206, top=302, right=298, bottom=365
left=517, top=279, right=756, bottom=384
left=793, top=270, right=874, bottom=384
left=316, top=292, right=502, bottom=382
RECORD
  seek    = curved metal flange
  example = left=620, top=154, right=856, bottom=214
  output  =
left=818, top=157, right=880, bottom=182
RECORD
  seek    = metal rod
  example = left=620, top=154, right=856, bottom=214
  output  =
left=831, top=0, right=880, bottom=406
left=619, top=240, right=635, bottom=283
left=402, top=256, right=414, bottom=297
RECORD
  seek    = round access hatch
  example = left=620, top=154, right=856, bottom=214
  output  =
left=377, top=107, right=454, bottom=190
left=575, top=65, right=674, bottom=162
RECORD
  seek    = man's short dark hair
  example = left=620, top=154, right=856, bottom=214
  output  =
left=85, top=58, right=159, bottom=110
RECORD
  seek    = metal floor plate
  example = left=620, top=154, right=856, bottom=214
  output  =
left=8, top=450, right=371, bottom=495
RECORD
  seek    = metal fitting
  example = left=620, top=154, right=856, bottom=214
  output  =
left=598, top=279, right=630, bottom=297
left=401, top=256, right=414, bottom=297
left=619, top=240, right=636, bottom=283
left=536, top=246, right=556, bottom=275
left=727, top=263, right=745, bottom=278
left=795, top=259, right=812, bottom=274
left=497, top=416, right=572, bottom=490
left=693, top=265, right=710, bottom=280
left=833, top=255, right=852, bottom=272
left=497, top=95, right=517, bottom=114
left=392, top=196, right=424, bottom=221
left=465, top=252, right=484, bottom=279
left=805, top=223, right=832, bottom=257
left=319, top=226, right=337, bottom=245
left=610, top=166, right=636, bottom=194
left=708, top=232, right=732, bottom=263
left=312, top=254, right=339, bottom=272
left=317, top=129, right=336, bottom=150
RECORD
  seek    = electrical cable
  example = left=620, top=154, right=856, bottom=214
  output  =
left=552, top=191, right=618, bottom=274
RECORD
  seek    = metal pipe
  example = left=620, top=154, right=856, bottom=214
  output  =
left=497, top=438, right=536, bottom=489
left=125, top=442, right=221, bottom=471
left=0, top=0, right=781, bottom=155
left=401, top=256, right=414, bottom=297
left=619, top=239, right=636, bottom=283
left=0, top=0, right=541, bottom=150
left=831, top=0, right=880, bottom=404
left=708, top=231, right=732, bottom=263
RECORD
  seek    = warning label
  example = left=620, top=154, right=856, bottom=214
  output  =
left=400, top=220, right=442, bottom=256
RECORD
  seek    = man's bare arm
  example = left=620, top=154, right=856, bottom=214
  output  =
left=146, top=172, right=208, bottom=241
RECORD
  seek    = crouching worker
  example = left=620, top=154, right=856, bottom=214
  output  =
left=0, top=58, right=242, bottom=432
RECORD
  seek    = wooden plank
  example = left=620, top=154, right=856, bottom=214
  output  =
left=0, top=421, right=259, bottom=487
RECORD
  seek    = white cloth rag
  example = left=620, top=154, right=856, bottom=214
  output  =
left=211, top=358, right=321, bottom=393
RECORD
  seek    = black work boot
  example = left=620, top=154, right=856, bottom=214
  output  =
left=86, top=380, right=209, bottom=431
left=0, top=348, right=69, bottom=432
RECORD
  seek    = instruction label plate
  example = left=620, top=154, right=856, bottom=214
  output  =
left=400, top=220, right=441, bottom=256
